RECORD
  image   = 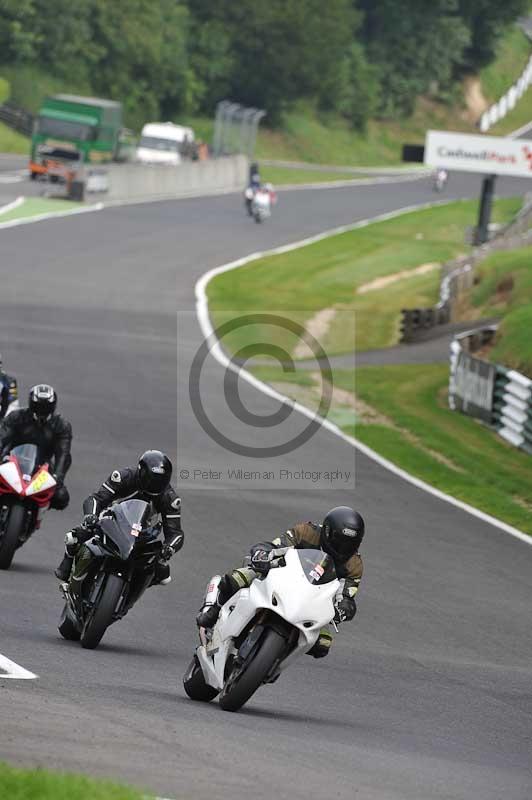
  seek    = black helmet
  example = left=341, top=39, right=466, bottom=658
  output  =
left=137, top=450, right=172, bottom=496
left=29, top=384, right=57, bottom=423
left=321, top=506, right=365, bottom=561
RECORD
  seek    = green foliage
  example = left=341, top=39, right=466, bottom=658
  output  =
left=360, top=0, right=471, bottom=118
left=0, top=76, right=9, bottom=104
left=457, top=0, right=529, bottom=71
left=492, top=305, right=532, bottom=377
left=0, top=0, right=528, bottom=133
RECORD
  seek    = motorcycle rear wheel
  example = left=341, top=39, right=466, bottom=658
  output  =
left=219, top=627, right=286, bottom=712
left=183, top=655, right=219, bottom=702
left=81, top=573, right=124, bottom=649
left=0, top=503, right=27, bottom=570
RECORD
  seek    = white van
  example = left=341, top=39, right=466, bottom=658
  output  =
left=136, top=122, right=195, bottom=166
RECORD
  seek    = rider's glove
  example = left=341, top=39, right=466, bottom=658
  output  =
left=250, top=549, right=272, bottom=575
left=161, top=543, right=175, bottom=562
left=1, top=454, right=10, bottom=463
left=82, top=513, right=99, bottom=530
left=334, top=597, right=357, bottom=623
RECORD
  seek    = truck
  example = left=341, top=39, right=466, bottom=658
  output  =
left=29, top=94, right=133, bottom=178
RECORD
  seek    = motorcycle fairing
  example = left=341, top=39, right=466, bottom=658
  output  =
left=197, top=548, right=339, bottom=691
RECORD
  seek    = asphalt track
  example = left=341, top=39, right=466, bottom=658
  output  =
left=1, top=172, right=531, bottom=800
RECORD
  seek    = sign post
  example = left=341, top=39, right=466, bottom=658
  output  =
left=476, top=174, right=496, bottom=245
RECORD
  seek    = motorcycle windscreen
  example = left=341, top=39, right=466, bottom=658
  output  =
left=99, top=499, right=151, bottom=560
left=10, top=443, right=40, bottom=477
left=296, top=549, right=337, bottom=585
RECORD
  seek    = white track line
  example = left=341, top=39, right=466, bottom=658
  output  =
left=196, top=202, right=531, bottom=547
left=0, top=201, right=104, bottom=230
left=0, top=196, right=24, bottom=216
left=0, top=653, right=38, bottom=680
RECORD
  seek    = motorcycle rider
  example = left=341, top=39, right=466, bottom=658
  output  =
left=0, top=384, right=71, bottom=510
left=196, top=506, right=364, bottom=658
left=54, top=450, right=184, bottom=585
left=245, top=163, right=262, bottom=215
left=0, top=353, right=19, bottom=420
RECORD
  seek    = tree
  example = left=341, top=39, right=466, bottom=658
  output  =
left=0, top=0, right=40, bottom=63
left=457, top=0, right=528, bottom=70
left=359, top=0, right=470, bottom=117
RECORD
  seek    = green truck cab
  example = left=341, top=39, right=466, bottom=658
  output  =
left=30, top=94, right=133, bottom=177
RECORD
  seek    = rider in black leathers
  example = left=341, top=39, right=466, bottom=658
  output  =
left=0, top=384, right=71, bottom=509
left=55, top=450, right=184, bottom=585
left=0, top=353, right=19, bottom=421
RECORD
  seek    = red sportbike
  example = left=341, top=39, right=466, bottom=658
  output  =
left=0, top=443, right=57, bottom=569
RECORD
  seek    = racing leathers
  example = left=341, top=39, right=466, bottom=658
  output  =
left=197, top=521, right=363, bottom=658
left=0, top=370, right=18, bottom=420
left=0, top=408, right=72, bottom=508
left=56, top=467, right=184, bottom=584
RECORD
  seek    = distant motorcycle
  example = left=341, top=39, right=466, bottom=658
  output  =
left=183, top=547, right=341, bottom=712
left=0, top=443, right=57, bottom=569
left=251, top=188, right=272, bottom=223
left=58, top=498, right=162, bottom=649
left=433, top=169, right=448, bottom=192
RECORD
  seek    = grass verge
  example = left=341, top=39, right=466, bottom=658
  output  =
left=0, top=761, right=147, bottom=800
left=208, top=197, right=520, bottom=355
left=260, top=165, right=364, bottom=185
left=0, top=121, right=29, bottom=154
left=0, top=197, right=84, bottom=224
left=458, top=245, right=532, bottom=376
left=249, top=363, right=532, bottom=535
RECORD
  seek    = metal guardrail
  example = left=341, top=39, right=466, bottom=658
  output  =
left=0, top=102, right=33, bottom=136
left=449, top=325, right=532, bottom=455
left=212, top=101, right=266, bottom=158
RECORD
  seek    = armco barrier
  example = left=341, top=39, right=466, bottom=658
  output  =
left=479, top=54, right=532, bottom=133
left=0, top=101, right=33, bottom=136
left=101, top=155, right=248, bottom=203
left=493, top=366, right=532, bottom=454
left=449, top=325, right=532, bottom=455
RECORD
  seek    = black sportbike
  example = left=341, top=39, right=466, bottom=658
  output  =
left=58, top=499, right=162, bottom=649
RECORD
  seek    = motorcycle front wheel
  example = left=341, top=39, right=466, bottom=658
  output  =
left=0, top=503, right=27, bottom=570
left=81, top=573, right=124, bottom=649
left=219, top=627, right=286, bottom=712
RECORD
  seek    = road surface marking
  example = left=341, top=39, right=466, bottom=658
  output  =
left=0, top=653, right=38, bottom=680
left=0, top=196, right=24, bottom=216
left=0, top=201, right=104, bottom=231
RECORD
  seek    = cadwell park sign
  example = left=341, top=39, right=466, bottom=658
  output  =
left=424, top=130, right=532, bottom=179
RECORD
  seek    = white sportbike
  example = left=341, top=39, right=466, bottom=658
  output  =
left=183, top=547, right=341, bottom=712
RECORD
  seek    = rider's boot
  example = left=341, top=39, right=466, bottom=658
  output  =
left=54, top=554, right=73, bottom=582
left=151, top=560, right=172, bottom=586
left=196, top=574, right=222, bottom=628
